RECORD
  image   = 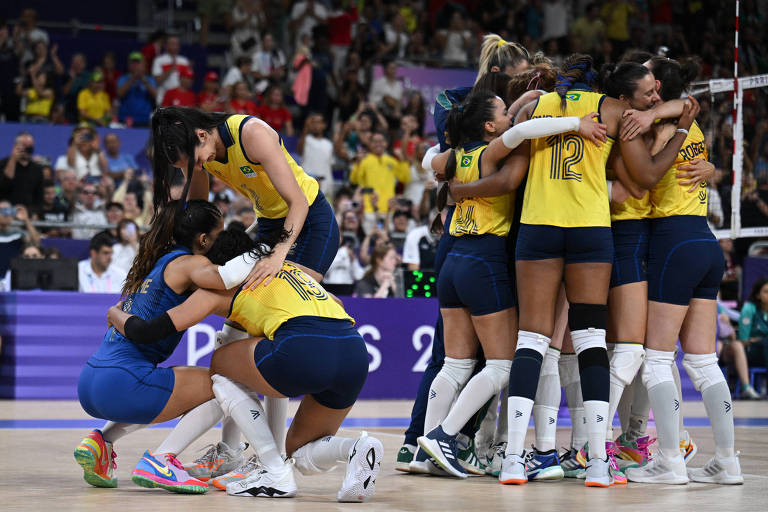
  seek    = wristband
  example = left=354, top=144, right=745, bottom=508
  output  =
left=676, top=128, right=689, bottom=136
left=217, top=251, right=260, bottom=289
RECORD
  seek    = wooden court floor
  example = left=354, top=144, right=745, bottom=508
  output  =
left=1, top=399, right=767, bottom=511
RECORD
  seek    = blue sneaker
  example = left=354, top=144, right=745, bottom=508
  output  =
left=417, top=426, right=467, bottom=479
left=407, top=447, right=449, bottom=475
left=525, top=447, right=564, bottom=481
left=131, top=450, right=208, bottom=494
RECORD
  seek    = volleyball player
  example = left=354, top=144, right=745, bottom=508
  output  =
left=108, top=227, right=382, bottom=501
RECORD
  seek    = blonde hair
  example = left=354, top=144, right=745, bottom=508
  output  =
left=475, top=34, right=530, bottom=84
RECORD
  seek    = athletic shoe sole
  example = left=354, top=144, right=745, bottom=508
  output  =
left=417, top=437, right=467, bottom=479
left=530, top=465, right=565, bottom=481
left=338, top=436, right=384, bottom=502
left=74, top=444, right=117, bottom=488
left=131, top=471, right=208, bottom=494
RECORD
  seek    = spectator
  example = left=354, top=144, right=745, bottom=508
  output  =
left=402, top=92, right=426, bottom=137
left=727, top=279, right=768, bottom=398
left=60, top=126, right=108, bottom=181
left=290, top=0, right=329, bottom=49
left=327, top=0, right=358, bottom=76
left=222, top=56, right=255, bottom=100
left=253, top=32, right=287, bottom=94
left=257, top=85, right=294, bottom=135
left=350, top=131, right=410, bottom=232
left=0, top=132, right=44, bottom=210
left=111, top=218, right=139, bottom=273
left=99, top=201, right=125, bottom=240
left=230, top=0, right=266, bottom=59
left=437, top=11, right=472, bottom=66
left=323, top=232, right=365, bottom=296
left=0, top=20, right=21, bottom=122
left=113, top=174, right=152, bottom=228
left=32, top=179, right=70, bottom=237
left=389, top=209, right=411, bottom=255
left=19, top=40, right=64, bottom=92
left=369, top=60, right=403, bottom=123
left=228, top=81, right=258, bottom=115
left=77, top=231, right=126, bottom=293
left=13, top=8, right=48, bottom=64
left=20, top=69, right=54, bottom=122
left=117, top=52, right=157, bottom=127
left=162, top=67, right=197, bottom=107
left=602, top=0, right=636, bottom=58
left=299, top=113, right=334, bottom=195
left=570, top=2, right=606, bottom=54
left=382, top=11, right=409, bottom=59
left=71, top=183, right=107, bottom=240
left=720, top=237, right=740, bottom=301
left=336, top=65, right=367, bottom=122
left=354, top=241, right=399, bottom=298
left=0, top=201, right=40, bottom=285
left=213, top=191, right=233, bottom=221
left=100, top=51, right=120, bottom=102
left=152, top=35, right=191, bottom=105
left=402, top=210, right=439, bottom=271
left=103, top=133, right=139, bottom=183
left=61, top=53, right=90, bottom=124
left=541, top=0, right=569, bottom=42
left=339, top=208, right=365, bottom=250
left=708, top=168, right=725, bottom=229
left=57, top=169, right=78, bottom=214
left=21, top=243, right=44, bottom=259
left=77, top=70, right=112, bottom=126
left=198, top=71, right=225, bottom=112
left=140, top=30, right=166, bottom=72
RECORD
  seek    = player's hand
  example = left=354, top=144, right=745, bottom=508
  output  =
left=676, top=158, right=714, bottom=192
left=578, top=112, right=607, bottom=147
left=677, top=96, right=700, bottom=131
left=447, top=177, right=465, bottom=202
left=620, top=108, right=655, bottom=141
left=243, top=251, right=284, bottom=289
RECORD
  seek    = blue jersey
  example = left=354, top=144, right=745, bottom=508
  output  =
left=90, top=247, right=191, bottom=366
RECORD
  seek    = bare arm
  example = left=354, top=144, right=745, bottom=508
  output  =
left=620, top=99, right=687, bottom=140
left=450, top=144, right=530, bottom=201
left=608, top=147, right=646, bottom=199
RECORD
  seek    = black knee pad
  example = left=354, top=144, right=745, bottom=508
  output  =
left=578, top=347, right=610, bottom=402
left=508, top=349, right=543, bottom=401
left=568, top=303, right=608, bottom=332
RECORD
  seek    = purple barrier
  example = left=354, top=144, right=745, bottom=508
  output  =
left=0, top=291, right=438, bottom=400
left=741, top=256, right=768, bottom=302
left=40, top=238, right=90, bottom=260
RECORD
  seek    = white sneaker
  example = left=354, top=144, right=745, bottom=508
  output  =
left=337, top=432, right=383, bottom=503
left=408, top=457, right=450, bottom=476
left=186, top=441, right=247, bottom=481
left=226, top=463, right=297, bottom=498
left=688, top=454, right=744, bottom=485
left=585, top=457, right=613, bottom=487
left=625, top=453, right=688, bottom=484
left=210, top=455, right=261, bottom=491
left=498, top=452, right=527, bottom=485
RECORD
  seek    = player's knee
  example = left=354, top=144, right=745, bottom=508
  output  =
left=682, top=352, right=724, bottom=392
left=516, top=330, right=551, bottom=357
left=438, top=357, right=476, bottom=391
left=211, top=373, right=252, bottom=417
left=481, top=359, right=513, bottom=394
left=641, top=349, right=675, bottom=389
left=610, top=344, right=645, bottom=387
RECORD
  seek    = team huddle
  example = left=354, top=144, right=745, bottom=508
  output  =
left=72, top=34, right=741, bottom=503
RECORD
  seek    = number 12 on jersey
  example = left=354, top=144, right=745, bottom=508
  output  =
left=546, top=134, right=584, bottom=182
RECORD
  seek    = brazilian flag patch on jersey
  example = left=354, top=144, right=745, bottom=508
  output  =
left=566, top=92, right=581, bottom=101
left=240, top=165, right=257, bottom=178
left=461, top=155, right=473, bottom=167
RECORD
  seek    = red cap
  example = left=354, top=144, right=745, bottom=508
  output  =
left=179, top=67, right=194, bottom=79
left=204, top=71, right=219, bottom=81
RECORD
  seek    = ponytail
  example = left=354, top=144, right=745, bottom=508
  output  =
left=476, top=34, right=530, bottom=83
left=555, top=54, right=597, bottom=112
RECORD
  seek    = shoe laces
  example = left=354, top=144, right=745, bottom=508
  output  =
left=193, top=444, right=219, bottom=464
left=164, top=453, right=185, bottom=471
left=636, top=436, right=656, bottom=459
left=110, top=447, right=118, bottom=471
left=234, top=455, right=261, bottom=474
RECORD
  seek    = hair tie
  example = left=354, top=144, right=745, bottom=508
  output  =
left=526, top=71, right=542, bottom=91
left=497, top=38, right=507, bottom=47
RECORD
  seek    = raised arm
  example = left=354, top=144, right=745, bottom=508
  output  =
left=620, top=98, right=687, bottom=141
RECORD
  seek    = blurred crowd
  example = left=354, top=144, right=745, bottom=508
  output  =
left=1, top=1, right=768, bottom=299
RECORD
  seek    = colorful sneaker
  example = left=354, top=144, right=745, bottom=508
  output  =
left=615, top=433, right=655, bottom=469
left=211, top=455, right=261, bottom=491
left=585, top=456, right=613, bottom=487
left=687, top=453, right=744, bottom=485
left=74, top=429, right=118, bottom=488
left=395, top=444, right=416, bottom=472
left=457, top=436, right=487, bottom=476
left=132, top=450, right=208, bottom=493
left=679, top=431, right=697, bottom=464
left=625, top=452, right=688, bottom=484
left=226, top=463, right=297, bottom=498
left=525, top=447, right=564, bottom=481
left=417, top=426, right=467, bottom=479
left=575, top=442, right=589, bottom=473
left=605, top=442, right=627, bottom=484
left=486, top=442, right=507, bottom=476
left=408, top=448, right=450, bottom=476
left=337, top=432, right=383, bottom=502
left=185, top=441, right=247, bottom=481
left=498, top=452, right=527, bottom=485
left=560, top=447, right=586, bottom=478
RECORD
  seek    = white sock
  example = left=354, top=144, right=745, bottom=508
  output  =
left=156, top=399, right=223, bottom=456
left=266, top=397, right=288, bottom=455
left=101, top=422, right=146, bottom=444
left=424, top=358, right=475, bottom=433
left=292, top=436, right=357, bottom=475
left=221, top=416, right=241, bottom=447
left=533, top=347, right=560, bottom=451
left=628, top=373, right=650, bottom=440
left=442, top=360, right=511, bottom=436
left=559, top=353, right=586, bottom=450
left=647, top=381, right=680, bottom=454
left=584, top=400, right=608, bottom=460
left=672, top=360, right=685, bottom=437
left=505, top=396, right=534, bottom=456
left=496, top=386, right=509, bottom=444
left=475, top=392, right=498, bottom=454
left=702, top=381, right=736, bottom=458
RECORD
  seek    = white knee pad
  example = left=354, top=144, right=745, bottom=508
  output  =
left=641, top=349, right=675, bottom=390
left=516, top=330, right=551, bottom=357
left=610, top=344, right=645, bottom=387
left=211, top=374, right=258, bottom=417
left=215, top=323, right=250, bottom=349
left=682, top=353, right=724, bottom=392
left=440, top=357, right=477, bottom=391
left=291, top=437, right=335, bottom=476
left=570, top=328, right=607, bottom=355
left=558, top=353, right=580, bottom=388
left=481, top=359, right=513, bottom=394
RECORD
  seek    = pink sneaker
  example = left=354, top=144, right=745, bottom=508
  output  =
left=605, top=442, right=627, bottom=484
left=615, top=433, right=655, bottom=468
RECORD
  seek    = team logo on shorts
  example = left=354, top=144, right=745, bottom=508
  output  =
left=461, top=155, right=473, bottom=167
left=566, top=93, right=581, bottom=101
left=240, top=165, right=257, bottom=178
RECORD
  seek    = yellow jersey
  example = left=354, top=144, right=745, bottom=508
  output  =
left=349, top=153, right=410, bottom=213
left=649, top=121, right=708, bottom=218
left=227, top=261, right=353, bottom=340
left=607, top=168, right=652, bottom=222
left=204, top=115, right=319, bottom=218
left=449, top=143, right=514, bottom=237
left=522, top=91, right=615, bottom=227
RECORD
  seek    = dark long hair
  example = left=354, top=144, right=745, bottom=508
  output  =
left=150, top=107, right=229, bottom=214
left=122, top=199, right=222, bottom=296
left=748, top=278, right=768, bottom=306
left=506, top=62, right=559, bottom=102
left=554, top=54, right=598, bottom=112
left=473, top=71, right=512, bottom=101
left=648, top=57, right=700, bottom=101
left=599, top=62, right=652, bottom=100
left=205, top=227, right=277, bottom=266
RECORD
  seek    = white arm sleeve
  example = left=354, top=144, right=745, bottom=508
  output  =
left=501, top=116, right=581, bottom=149
left=421, top=144, right=441, bottom=173
left=217, top=252, right=260, bottom=289
left=215, top=323, right=250, bottom=349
